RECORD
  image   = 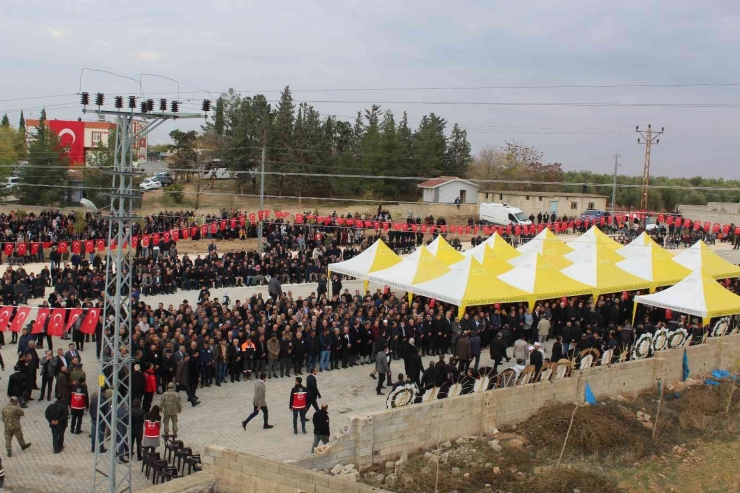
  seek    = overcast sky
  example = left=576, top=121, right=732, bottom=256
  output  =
left=1, top=0, right=739, bottom=179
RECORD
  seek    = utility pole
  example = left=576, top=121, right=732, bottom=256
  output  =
left=611, top=153, right=620, bottom=214
left=636, top=125, right=664, bottom=212
left=257, top=145, right=266, bottom=253
left=81, top=92, right=206, bottom=493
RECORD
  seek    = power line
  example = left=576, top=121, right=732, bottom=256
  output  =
left=0, top=93, right=78, bottom=103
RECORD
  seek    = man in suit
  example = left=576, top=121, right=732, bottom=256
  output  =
left=64, top=343, right=80, bottom=366
left=241, top=372, right=273, bottom=430
left=375, top=347, right=389, bottom=396
left=528, top=345, right=543, bottom=375
left=306, top=367, right=321, bottom=413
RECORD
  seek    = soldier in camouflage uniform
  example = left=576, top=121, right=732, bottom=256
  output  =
left=2, top=397, right=31, bottom=457
left=160, top=382, right=182, bottom=437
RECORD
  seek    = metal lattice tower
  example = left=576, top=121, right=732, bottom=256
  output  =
left=636, top=125, right=664, bottom=212
left=83, top=102, right=204, bottom=493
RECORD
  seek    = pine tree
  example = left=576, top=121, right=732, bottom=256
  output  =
left=1, top=114, right=9, bottom=127
left=17, top=108, right=67, bottom=205
left=270, top=86, right=295, bottom=194
left=214, top=97, right=225, bottom=135
left=446, top=123, right=472, bottom=176
left=380, top=110, right=401, bottom=197
left=18, top=110, right=25, bottom=133
left=397, top=112, right=415, bottom=195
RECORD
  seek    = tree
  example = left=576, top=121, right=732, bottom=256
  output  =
left=18, top=111, right=25, bottom=133
left=214, top=97, right=225, bottom=136
left=17, top=109, right=67, bottom=205
left=0, top=114, right=8, bottom=127
left=446, top=123, right=472, bottom=177
left=269, top=86, right=296, bottom=195
left=167, top=129, right=199, bottom=181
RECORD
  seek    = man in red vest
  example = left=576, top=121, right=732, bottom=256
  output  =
left=289, top=377, right=308, bottom=435
left=69, top=376, right=89, bottom=434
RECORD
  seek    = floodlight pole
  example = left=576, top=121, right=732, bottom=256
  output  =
left=84, top=105, right=203, bottom=493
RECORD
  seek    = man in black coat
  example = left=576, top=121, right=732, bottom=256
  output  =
left=311, top=403, right=330, bottom=453
left=45, top=397, right=69, bottom=454
left=7, top=366, right=27, bottom=408
left=528, top=345, right=543, bottom=374
left=404, top=346, right=423, bottom=386
left=306, top=367, right=321, bottom=413
left=130, top=398, right=147, bottom=461
left=489, top=333, right=508, bottom=375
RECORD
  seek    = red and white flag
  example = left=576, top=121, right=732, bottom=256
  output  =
left=80, top=308, right=101, bottom=335
left=32, top=308, right=51, bottom=334
left=47, top=308, right=66, bottom=337
left=9, top=307, right=30, bottom=333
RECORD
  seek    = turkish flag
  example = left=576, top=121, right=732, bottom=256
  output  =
left=111, top=239, right=117, bottom=250
left=554, top=222, right=561, bottom=232
left=337, top=217, right=345, bottom=226
left=713, top=223, right=721, bottom=233
left=258, top=210, right=265, bottom=221
left=666, top=215, right=674, bottom=225
left=515, top=225, right=521, bottom=235
left=723, top=224, right=730, bottom=234
left=219, top=220, right=226, bottom=231
left=132, top=236, right=139, bottom=248
left=47, top=308, right=66, bottom=337
left=49, top=120, right=85, bottom=165
left=263, top=210, right=272, bottom=220
left=474, top=226, right=480, bottom=234
left=275, top=211, right=285, bottom=220
left=411, top=224, right=418, bottom=232
left=96, top=239, right=105, bottom=252
left=153, top=233, right=161, bottom=244
left=295, top=214, right=304, bottom=224
left=600, top=217, right=606, bottom=226
left=17, top=243, right=27, bottom=256
left=3, top=243, right=13, bottom=256
left=181, top=228, right=189, bottom=240
left=31, top=243, right=39, bottom=255
left=606, top=216, right=613, bottom=224
left=693, top=221, right=700, bottom=231
left=420, top=225, right=427, bottom=233
left=440, top=225, right=447, bottom=233
left=65, top=308, right=83, bottom=333
left=482, top=226, right=490, bottom=235
left=210, top=222, right=218, bottom=234
left=32, top=308, right=51, bottom=334
left=80, top=308, right=101, bottom=335
left=163, top=232, right=170, bottom=243
left=382, top=222, right=389, bottom=231
left=72, top=241, right=82, bottom=254
left=57, top=242, right=68, bottom=254
left=9, top=307, right=30, bottom=333
left=249, top=213, right=257, bottom=224
left=189, top=226, right=197, bottom=238
left=683, top=219, right=691, bottom=228
left=230, top=218, right=237, bottom=229
left=658, top=214, right=665, bottom=223
left=735, top=227, right=740, bottom=235
left=537, top=224, right=545, bottom=232
left=0, top=306, right=13, bottom=331
left=85, top=240, right=94, bottom=253
left=575, top=219, right=582, bottom=228
left=141, top=235, right=150, bottom=247
left=704, top=222, right=711, bottom=231
left=43, top=241, right=52, bottom=249
left=239, top=215, right=246, bottom=226
left=172, top=230, right=179, bottom=242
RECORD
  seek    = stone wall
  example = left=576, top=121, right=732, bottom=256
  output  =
left=201, top=445, right=390, bottom=493
left=297, top=335, right=740, bottom=472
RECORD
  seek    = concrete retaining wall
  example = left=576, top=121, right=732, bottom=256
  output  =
left=297, top=334, right=740, bottom=472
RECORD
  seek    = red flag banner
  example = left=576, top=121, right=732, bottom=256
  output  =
left=141, top=235, right=150, bottom=248
left=17, top=243, right=27, bottom=256
left=66, top=308, right=83, bottom=333
left=163, top=232, right=170, bottom=243
left=85, top=240, right=94, bottom=254
left=172, top=230, right=179, bottom=242
left=49, top=120, right=85, bottom=165
left=31, top=243, right=39, bottom=255
left=9, top=307, right=31, bottom=333
left=153, top=233, right=161, bottom=244
left=132, top=236, right=139, bottom=249
left=704, top=222, right=711, bottom=231
left=96, top=239, right=106, bottom=252
left=0, top=306, right=13, bottom=331
left=72, top=241, right=82, bottom=254
left=32, top=308, right=51, bottom=334
left=263, top=210, right=272, bottom=220
left=230, top=218, right=237, bottom=229
left=58, top=242, right=68, bottom=254
left=47, top=308, right=66, bottom=337
left=295, top=214, right=304, bottom=224
left=249, top=213, right=257, bottom=224
left=239, top=215, right=246, bottom=226
left=219, top=220, right=226, bottom=231
left=693, top=221, right=700, bottom=231
left=80, top=308, right=101, bottom=335
left=190, top=226, right=197, bottom=238
left=200, top=225, right=208, bottom=237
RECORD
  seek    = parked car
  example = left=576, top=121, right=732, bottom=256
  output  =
left=3, top=176, right=19, bottom=191
left=154, top=171, right=174, bottom=185
left=140, top=178, right=163, bottom=191
left=580, top=209, right=605, bottom=220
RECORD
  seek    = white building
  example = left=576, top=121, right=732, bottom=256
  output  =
left=418, top=176, right=479, bottom=204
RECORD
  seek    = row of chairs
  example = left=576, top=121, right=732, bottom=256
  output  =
left=141, top=434, right=202, bottom=485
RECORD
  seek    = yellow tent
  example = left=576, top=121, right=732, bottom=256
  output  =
left=671, top=240, right=740, bottom=279
left=561, top=246, right=651, bottom=295
left=617, top=231, right=671, bottom=259
left=634, top=268, right=740, bottom=324
left=426, top=234, right=466, bottom=265
left=327, top=239, right=402, bottom=292
left=366, top=245, right=450, bottom=291
left=465, top=232, right=520, bottom=262
left=514, top=228, right=573, bottom=269
left=498, top=252, right=594, bottom=307
left=411, top=256, right=530, bottom=316
left=566, top=226, right=622, bottom=251
left=616, top=242, right=692, bottom=291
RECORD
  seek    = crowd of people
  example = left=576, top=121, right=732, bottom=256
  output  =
left=0, top=206, right=738, bottom=478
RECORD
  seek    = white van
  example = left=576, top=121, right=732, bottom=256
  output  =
left=478, top=203, right=532, bottom=226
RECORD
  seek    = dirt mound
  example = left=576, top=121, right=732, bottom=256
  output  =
left=520, top=403, right=655, bottom=462
left=512, top=468, right=622, bottom=493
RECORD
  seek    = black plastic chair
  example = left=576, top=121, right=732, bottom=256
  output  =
left=161, top=465, right=179, bottom=482
left=175, top=447, right=192, bottom=474
left=165, top=439, right=183, bottom=464
left=184, top=454, right=201, bottom=475
left=143, top=451, right=161, bottom=478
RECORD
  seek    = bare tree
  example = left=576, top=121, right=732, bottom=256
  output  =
left=192, top=174, right=215, bottom=210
